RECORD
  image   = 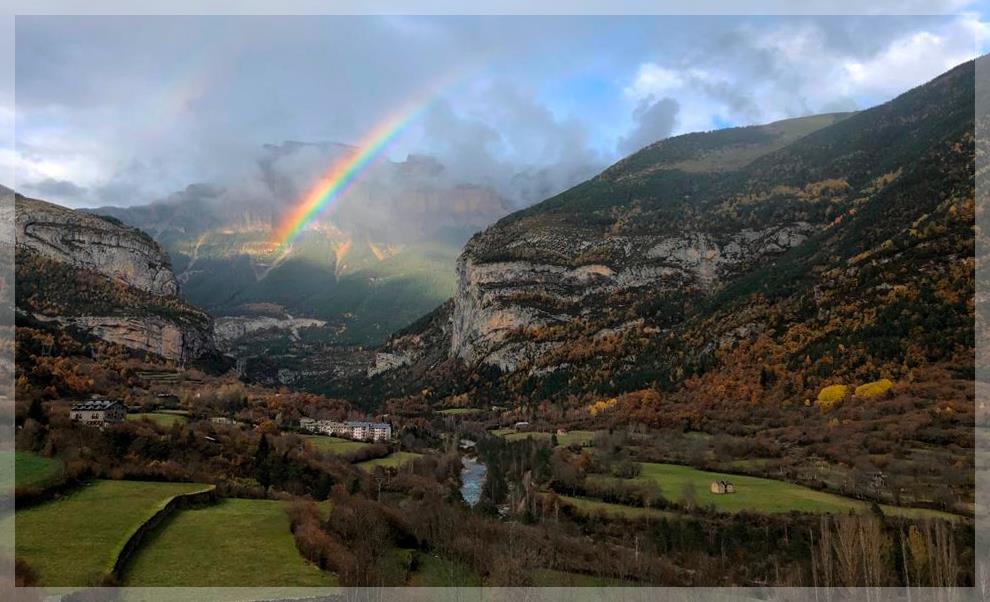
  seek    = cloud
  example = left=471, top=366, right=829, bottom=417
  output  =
left=840, top=27, right=983, bottom=95
left=10, top=14, right=990, bottom=212
left=415, top=81, right=604, bottom=206
left=620, top=14, right=987, bottom=140
left=623, top=64, right=684, bottom=100
left=26, top=177, right=87, bottom=200
left=617, top=96, right=679, bottom=155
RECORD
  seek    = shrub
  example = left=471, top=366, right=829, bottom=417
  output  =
left=816, top=384, right=848, bottom=412
left=854, top=379, right=893, bottom=398
left=588, top=397, right=618, bottom=416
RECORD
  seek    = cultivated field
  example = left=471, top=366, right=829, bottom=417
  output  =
left=356, top=451, right=423, bottom=471
left=592, top=462, right=961, bottom=519
left=123, top=498, right=338, bottom=586
left=304, top=435, right=373, bottom=455
left=15, top=480, right=211, bottom=585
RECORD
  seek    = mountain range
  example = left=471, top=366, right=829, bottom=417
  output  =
left=12, top=58, right=979, bottom=428
left=360, top=57, right=976, bottom=428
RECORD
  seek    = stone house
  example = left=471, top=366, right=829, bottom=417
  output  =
left=70, top=400, right=125, bottom=427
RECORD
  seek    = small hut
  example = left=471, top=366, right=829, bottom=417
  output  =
left=709, top=480, right=736, bottom=494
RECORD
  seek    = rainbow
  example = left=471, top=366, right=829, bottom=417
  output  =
left=273, top=89, right=444, bottom=249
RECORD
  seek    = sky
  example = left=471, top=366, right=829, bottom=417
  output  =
left=8, top=10, right=990, bottom=211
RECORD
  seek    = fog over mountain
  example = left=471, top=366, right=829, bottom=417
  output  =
left=104, top=140, right=517, bottom=245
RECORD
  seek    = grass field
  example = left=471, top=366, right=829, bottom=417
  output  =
left=123, top=498, right=337, bottom=586
left=591, top=462, right=961, bottom=519
left=13, top=451, right=62, bottom=489
left=497, top=429, right=597, bottom=447
left=437, top=408, right=482, bottom=416
left=127, top=412, right=188, bottom=427
left=304, top=436, right=373, bottom=455
left=356, top=451, right=423, bottom=471
left=408, top=553, right=482, bottom=586
left=15, top=480, right=211, bottom=586
left=556, top=494, right=677, bottom=520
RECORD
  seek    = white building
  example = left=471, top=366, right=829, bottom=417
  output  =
left=347, top=421, right=391, bottom=442
left=300, top=418, right=391, bottom=442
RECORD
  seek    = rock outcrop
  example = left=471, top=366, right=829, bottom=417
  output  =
left=15, top=194, right=218, bottom=362
left=449, top=222, right=816, bottom=369
left=17, top=195, right=179, bottom=296
left=213, top=315, right=327, bottom=351
left=34, top=314, right=217, bottom=361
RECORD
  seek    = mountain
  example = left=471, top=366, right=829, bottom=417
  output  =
left=363, top=58, right=975, bottom=428
left=13, top=192, right=218, bottom=362
left=91, top=144, right=513, bottom=387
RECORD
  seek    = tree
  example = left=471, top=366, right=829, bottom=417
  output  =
left=27, top=398, right=47, bottom=425
left=254, top=434, right=271, bottom=489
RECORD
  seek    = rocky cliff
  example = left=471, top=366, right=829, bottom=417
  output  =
left=450, top=221, right=816, bottom=370
left=17, top=196, right=179, bottom=296
left=14, top=194, right=218, bottom=362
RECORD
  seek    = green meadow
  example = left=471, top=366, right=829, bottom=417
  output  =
left=304, top=435, right=373, bottom=455
left=13, top=451, right=62, bottom=489
left=437, top=408, right=482, bottom=416
left=123, top=498, right=337, bottom=586
left=556, top=494, right=677, bottom=520
left=15, top=480, right=211, bottom=586
left=355, top=451, right=423, bottom=471
left=591, top=462, right=961, bottom=519
left=408, top=553, right=482, bottom=586
left=497, top=429, right=597, bottom=447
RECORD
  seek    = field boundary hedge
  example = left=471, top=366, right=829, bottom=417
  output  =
left=109, top=484, right=217, bottom=582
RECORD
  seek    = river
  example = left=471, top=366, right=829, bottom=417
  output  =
left=460, top=455, right=487, bottom=507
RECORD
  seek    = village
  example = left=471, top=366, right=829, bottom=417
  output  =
left=69, top=398, right=393, bottom=442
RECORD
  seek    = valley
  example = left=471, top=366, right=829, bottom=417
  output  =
left=8, top=55, right=981, bottom=591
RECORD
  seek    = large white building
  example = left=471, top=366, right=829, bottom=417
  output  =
left=300, top=418, right=391, bottom=442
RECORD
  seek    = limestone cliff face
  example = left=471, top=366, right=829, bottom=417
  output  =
left=448, top=222, right=816, bottom=370
left=16, top=196, right=178, bottom=296
left=213, top=316, right=327, bottom=352
left=36, top=315, right=216, bottom=361
left=15, top=194, right=217, bottom=362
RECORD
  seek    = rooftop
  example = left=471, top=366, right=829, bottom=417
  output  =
left=71, top=400, right=123, bottom=411
left=345, top=421, right=390, bottom=429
